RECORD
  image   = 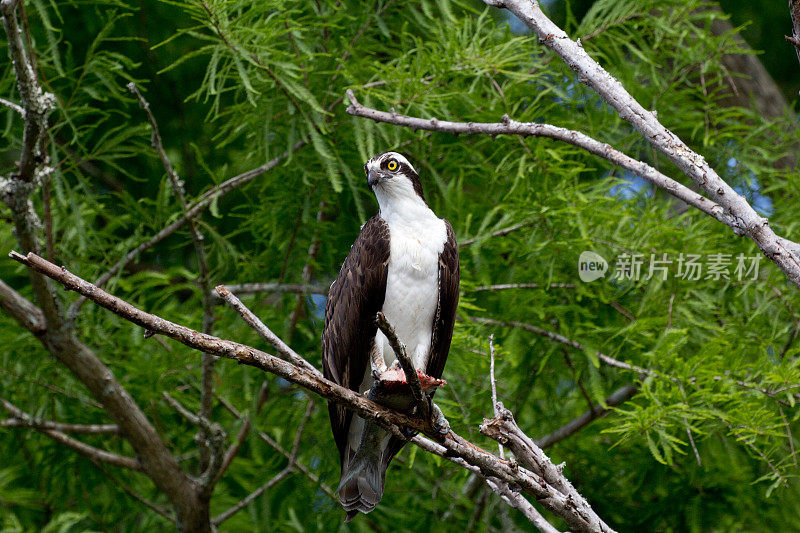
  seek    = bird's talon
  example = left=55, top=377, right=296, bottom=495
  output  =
left=430, top=402, right=450, bottom=436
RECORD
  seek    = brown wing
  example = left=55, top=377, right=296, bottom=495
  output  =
left=322, top=215, right=390, bottom=464
left=426, top=219, right=460, bottom=379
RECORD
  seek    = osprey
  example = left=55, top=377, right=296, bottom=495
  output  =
left=322, top=151, right=460, bottom=520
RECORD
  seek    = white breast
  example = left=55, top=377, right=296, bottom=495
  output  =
left=377, top=210, right=447, bottom=371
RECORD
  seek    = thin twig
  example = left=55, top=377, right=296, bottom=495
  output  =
left=212, top=466, right=293, bottom=525
left=779, top=405, right=798, bottom=467
left=0, top=96, right=24, bottom=115
left=212, top=399, right=314, bottom=526
left=534, top=385, right=638, bottom=449
left=486, top=477, right=562, bottom=533
left=678, top=383, right=702, bottom=467
left=471, top=316, right=652, bottom=376
left=473, top=315, right=800, bottom=405
left=459, top=221, right=535, bottom=247
left=214, top=393, right=337, bottom=500
left=93, top=461, right=175, bottom=523
left=1, top=399, right=140, bottom=470
left=472, top=282, right=575, bottom=292
left=0, top=369, right=103, bottom=409
left=161, top=393, right=220, bottom=439
left=1, top=418, right=119, bottom=434
left=488, top=334, right=504, bottom=459
left=213, top=282, right=329, bottom=300
left=210, top=416, right=251, bottom=487
left=66, top=140, right=306, bottom=318
left=215, top=285, right=322, bottom=378
left=127, top=81, right=218, bottom=472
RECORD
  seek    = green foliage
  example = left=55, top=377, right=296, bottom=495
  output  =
left=2, top=0, right=800, bottom=531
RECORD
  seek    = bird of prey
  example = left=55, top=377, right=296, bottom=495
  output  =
left=322, top=151, right=460, bottom=520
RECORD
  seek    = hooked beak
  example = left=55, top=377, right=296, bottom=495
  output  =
left=367, top=169, right=382, bottom=188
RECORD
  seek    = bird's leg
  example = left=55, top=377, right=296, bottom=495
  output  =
left=370, top=337, right=388, bottom=380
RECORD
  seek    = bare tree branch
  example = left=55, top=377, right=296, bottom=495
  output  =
left=213, top=282, right=329, bottom=300
left=0, top=95, right=24, bottom=115
left=215, top=285, right=323, bottom=378
left=14, top=250, right=615, bottom=532
left=481, top=0, right=800, bottom=289
left=162, top=392, right=226, bottom=493
left=0, top=278, right=45, bottom=333
left=93, top=461, right=176, bottom=524
left=534, top=384, right=638, bottom=449
left=481, top=403, right=614, bottom=532
left=1, top=0, right=55, bottom=183
left=213, top=466, right=293, bottom=525
left=128, top=81, right=219, bottom=473
left=1, top=418, right=119, bottom=434
left=67, top=140, right=306, bottom=318
left=214, top=394, right=337, bottom=500
left=345, top=90, right=739, bottom=233
left=488, top=334, right=504, bottom=459
left=210, top=416, right=251, bottom=488
left=472, top=283, right=575, bottom=292
left=1, top=399, right=140, bottom=470
left=459, top=221, right=535, bottom=247
left=212, top=399, right=315, bottom=526
left=486, top=477, right=562, bottom=533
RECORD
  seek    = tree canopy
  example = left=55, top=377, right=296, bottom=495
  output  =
left=2, top=0, right=800, bottom=531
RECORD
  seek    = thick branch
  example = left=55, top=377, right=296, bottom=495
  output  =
left=483, top=0, right=800, bottom=289
left=1, top=1, right=55, bottom=183
left=0, top=278, right=45, bottom=333
left=15, top=250, right=613, bottom=532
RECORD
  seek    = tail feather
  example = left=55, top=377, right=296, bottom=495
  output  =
left=338, top=452, right=384, bottom=520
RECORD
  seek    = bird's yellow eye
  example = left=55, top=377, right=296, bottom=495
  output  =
left=387, top=160, right=398, bottom=171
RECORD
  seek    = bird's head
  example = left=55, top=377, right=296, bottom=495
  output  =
left=364, top=152, right=426, bottom=209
